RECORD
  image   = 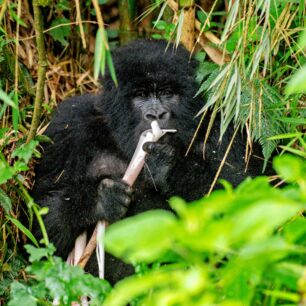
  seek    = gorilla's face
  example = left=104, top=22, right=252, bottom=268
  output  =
left=97, top=39, right=200, bottom=158
left=131, top=83, right=179, bottom=131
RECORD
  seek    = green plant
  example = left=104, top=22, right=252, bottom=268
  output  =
left=103, top=154, right=306, bottom=306
left=8, top=244, right=111, bottom=306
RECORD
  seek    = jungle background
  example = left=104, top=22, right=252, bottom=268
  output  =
left=0, top=0, right=305, bottom=305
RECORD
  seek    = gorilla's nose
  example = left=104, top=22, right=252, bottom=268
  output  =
left=144, top=110, right=170, bottom=122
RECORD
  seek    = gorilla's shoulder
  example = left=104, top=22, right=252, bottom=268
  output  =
left=54, top=94, right=99, bottom=121
left=46, top=94, right=102, bottom=137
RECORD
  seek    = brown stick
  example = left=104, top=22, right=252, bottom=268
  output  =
left=77, top=226, right=99, bottom=269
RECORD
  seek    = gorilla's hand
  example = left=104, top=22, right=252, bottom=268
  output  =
left=96, top=178, right=133, bottom=222
left=143, top=142, right=176, bottom=190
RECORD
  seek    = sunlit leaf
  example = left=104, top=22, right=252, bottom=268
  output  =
left=286, top=65, right=306, bottom=95
left=105, top=210, right=177, bottom=263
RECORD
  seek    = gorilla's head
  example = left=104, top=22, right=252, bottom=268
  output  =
left=96, top=39, right=201, bottom=158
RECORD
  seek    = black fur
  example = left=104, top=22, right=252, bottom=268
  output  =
left=32, top=39, right=265, bottom=284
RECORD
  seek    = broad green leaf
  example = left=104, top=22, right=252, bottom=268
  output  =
left=8, top=282, right=37, bottom=306
left=273, top=154, right=305, bottom=182
left=12, top=140, right=39, bottom=164
left=105, top=210, right=177, bottom=263
left=298, top=29, right=306, bottom=48
left=286, top=65, right=306, bottom=94
left=49, top=18, right=71, bottom=46
left=25, top=244, right=55, bottom=262
left=283, top=217, right=306, bottom=243
left=0, top=160, right=15, bottom=185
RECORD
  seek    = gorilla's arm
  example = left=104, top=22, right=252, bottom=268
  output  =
left=33, top=95, right=131, bottom=257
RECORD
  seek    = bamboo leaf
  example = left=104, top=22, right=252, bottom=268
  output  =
left=94, top=28, right=103, bottom=80
left=0, top=89, right=17, bottom=109
left=268, top=133, right=306, bottom=140
left=7, top=216, right=39, bottom=247
left=175, top=10, right=184, bottom=48
left=153, top=1, right=168, bottom=28
left=106, top=51, right=118, bottom=86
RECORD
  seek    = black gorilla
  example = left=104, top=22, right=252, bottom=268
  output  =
left=32, top=39, right=265, bottom=283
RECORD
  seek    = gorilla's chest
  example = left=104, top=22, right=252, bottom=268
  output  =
left=87, top=152, right=128, bottom=179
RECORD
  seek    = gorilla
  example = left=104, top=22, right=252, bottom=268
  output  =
left=32, top=39, right=265, bottom=283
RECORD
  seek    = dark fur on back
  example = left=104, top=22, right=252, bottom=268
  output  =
left=32, top=39, right=265, bottom=284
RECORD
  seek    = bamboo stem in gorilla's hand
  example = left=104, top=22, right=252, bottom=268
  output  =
left=75, top=121, right=176, bottom=274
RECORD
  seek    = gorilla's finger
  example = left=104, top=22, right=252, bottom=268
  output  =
left=101, top=178, right=133, bottom=194
left=142, top=141, right=156, bottom=153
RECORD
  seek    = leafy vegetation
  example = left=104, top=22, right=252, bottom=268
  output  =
left=5, top=154, right=306, bottom=305
left=102, top=155, right=306, bottom=306
left=0, top=0, right=305, bottom=305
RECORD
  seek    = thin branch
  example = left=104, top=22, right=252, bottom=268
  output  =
left=77, top=226, right=98, bottom=269
left=14, top=0, right=21, bottom=97
left=26, top=0, right=48, bottom=143
left=75, top=0, right=87, bottom=48
left=91, top=0, right=109, bottom=50
left=208, top=125, right=239, bottom=195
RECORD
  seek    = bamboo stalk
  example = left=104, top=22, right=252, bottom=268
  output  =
left=118, top=0, right=137, bottom=45
left=26, top=0, right=48, bottom=143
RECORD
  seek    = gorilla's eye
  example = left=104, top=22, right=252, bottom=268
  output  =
left=135, top=89, right=148, bottom=98
left=161, top=88, right=174, bottom=97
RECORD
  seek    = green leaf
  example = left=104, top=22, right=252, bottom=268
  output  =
left=8, top=218, right=39, bottom=247
left=286, top=65, right=306, bottom=94
left=273, top=154, right=305, bottom=183
left=24, top=244, right=55, bottom=262
left=298, top=29, right=306, bottom=48
left=268, top=132, right=306, bottom=140
left=0, top=188, right=12, bottom=213
left=284, top=217, right=306, bottom=243
left=13, top=160, right=29, bottom=172
left=49, top=18, right=71, bottom=46
left=105, top=210, right=177, bottom=263
left=106, top=50, right=118, bottom=86
left=0, top=88, right=17, bottom=109
left=8, top=282, right=37, bottom=306
left=94, top=28, right=104, bottom=79
left=0, top=160, right=15, bottom=185
left=276, top=116, right=306, bottom=125
left=279, top=145, right=306, bottom=158
left=12, top=140, right=39, bottom=164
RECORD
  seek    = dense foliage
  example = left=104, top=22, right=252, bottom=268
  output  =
left=6, top=154, right=306, bottom=305
left=0, top=0, right=305, bottom=305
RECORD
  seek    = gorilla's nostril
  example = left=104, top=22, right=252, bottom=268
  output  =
left=145, top=114, right=157, bottom=121
left=145, top=110, right=170, bottom=121
left=159, top=112, right=170, bottom=120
